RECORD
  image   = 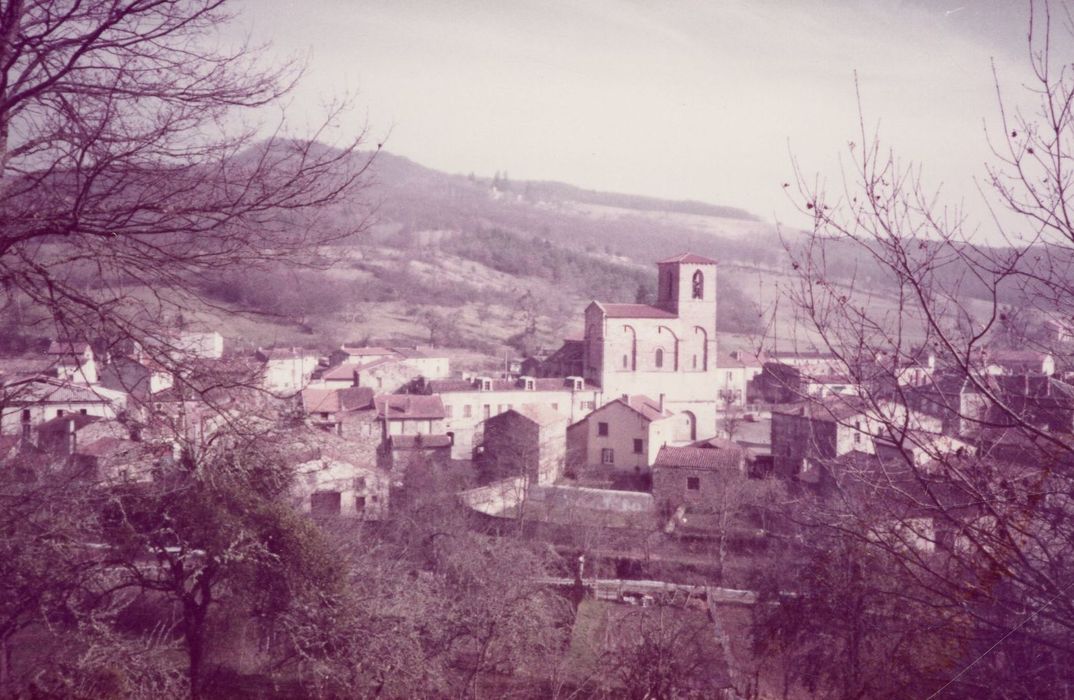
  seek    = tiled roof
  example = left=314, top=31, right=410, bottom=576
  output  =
left=10, top=379, right=114, bottom=404
left=426, top=378, right=474, bottom=393
left=302, top=386, right=374, bottom=414
left=597, top=303, right=677, bottom=319
left=654, top=445, right=743, bottom=470
left=595, top=394, right=671, bottom=422
left=321, top=364, right=358, bottom=381
left=375, top=394, right=446, bottom=420
left=505, top=403, right=567, bottom=427
left=354, top=357, right=399, bottom=372
left=656, top=252, right=719, bottom=265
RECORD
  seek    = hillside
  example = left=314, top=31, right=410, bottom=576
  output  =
left=177, top=150, right=817, bottom=361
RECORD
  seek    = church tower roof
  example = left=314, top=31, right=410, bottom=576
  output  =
left=656, top=252, right=718, bottom=265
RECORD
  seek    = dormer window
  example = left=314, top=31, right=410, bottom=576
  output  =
left=692, top=270, right=704, bottom=299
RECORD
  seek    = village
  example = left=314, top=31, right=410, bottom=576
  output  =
left=3, top=249, right=1070, bottom=696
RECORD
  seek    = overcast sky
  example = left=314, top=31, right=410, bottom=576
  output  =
left=233, top=1, right=1036, bottom=226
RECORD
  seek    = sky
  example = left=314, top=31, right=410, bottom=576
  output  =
left=230, top=0, right=1038, bottom=227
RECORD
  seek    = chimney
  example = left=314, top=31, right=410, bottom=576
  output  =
left=621, top=394, right=629, bottom=402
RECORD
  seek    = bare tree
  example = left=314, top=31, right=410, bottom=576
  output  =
left=773, top=2, right=1074, bottom=696
left=0, top=0, right=375, bottom=379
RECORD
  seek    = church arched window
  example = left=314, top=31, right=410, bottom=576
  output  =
left=692, top=270, right=704, bottom=299
left=655, top=348, right=664, bottom=368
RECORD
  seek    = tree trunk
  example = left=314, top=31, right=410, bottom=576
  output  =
left=0, top=634, right=12, bottom=694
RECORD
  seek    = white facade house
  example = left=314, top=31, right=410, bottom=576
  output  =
left=256, top=347, right=318, bottom=394
left=1, top=378, right=125, bottom=437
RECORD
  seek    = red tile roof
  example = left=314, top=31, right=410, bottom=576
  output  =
left=321, top=364, right=359, bottom=381
left=624, top=394, right=673, bottom=421
left=656, top=252, right=718, bottom=265
left=654, top=445, right=744, bottom=471
left=597, top=303, right=677, bottom=319
left=302, top=386, right=374, bottom=414
left=375, top=394, right=446, bottom=420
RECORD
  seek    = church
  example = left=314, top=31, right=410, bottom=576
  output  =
left=582, top=253, right=720, bottom=440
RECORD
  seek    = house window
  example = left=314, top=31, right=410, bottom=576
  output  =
left=598, top=421, right=609, bottom=437
left=498, top=404, right=505, bottom=414
left=56, top=409, right=64, bottom=417
left=483, top=404, right=491, bottom=419
left=310, top=491, right=342, bottom=516
left=463, top=405, right=472, bottom=418
left=854, top=420, right=862, bottom=444
left=355, top=496, right=367, bottom=512
left=601, top=448, right=614, bottom=464
left=320, top=412, right=330, bottom=419
left=633, top=438, right=643, bottom=454
left=726, top=371, right=733, bottom=383
left=655, top=349, right=664, bottom=368
left=353, top=476, right=366, bottom=491
left=623, top=354, right=629, bottom=369
left=79, top=409, right=88, bottom=415
left=692, top=270, right=704, bottom=299
left=20, top=409, right=30, bottom=423
left=445, top=405, right=453, bottom=418
left=377, top=377, right=383, bottom=389
left=551, top=403, right=559, bottom=411
left=687, top=476, right=700, bottom=491
left=692, top=355, right=698, bottom=369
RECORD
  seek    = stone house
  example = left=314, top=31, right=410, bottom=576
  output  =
left=538, top=338, right=585, bottom=378
left=256, top=347, right=318, bottom=394
left=714, top=349, right=765, bottom=407
left=320, top=357, right=424, bottom=393
left=582, top=254, right=720, bottom=439
left=1, top=378, right=123, bottom=437
left=301, top=386, right=375, bottom=436
left=651, top=444, right=747, bottom=514
left=375, top=394, right=447, bottom=438
left=293, top=454, right=390, bottom=520
left=481, top=404, right=568, bottom=485
left=770, top=398, right=877, bottom=482
left=566, top=394, right=680, bottom=472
